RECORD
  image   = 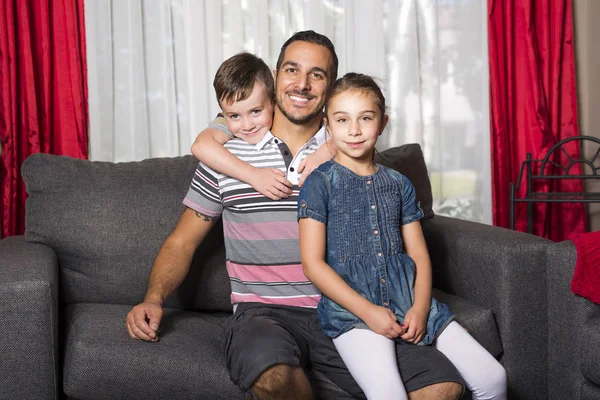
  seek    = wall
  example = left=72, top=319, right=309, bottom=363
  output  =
left=573, top=0, right=600, bottom=232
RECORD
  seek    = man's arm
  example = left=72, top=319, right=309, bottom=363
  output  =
left=125, top=207, right=217, bottom=341
left=191, top=125, right=292, bottom=200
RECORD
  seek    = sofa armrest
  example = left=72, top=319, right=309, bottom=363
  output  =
left=547, top=240, right=600, bottom=400
left=0, top=236, right=59, bottom=400
left=581, top=311, right=600, bottom=387
left=422, top=216, right=551, bottom=400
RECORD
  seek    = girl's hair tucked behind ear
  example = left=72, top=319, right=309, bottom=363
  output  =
left=325, top=73, right=386, bottom=117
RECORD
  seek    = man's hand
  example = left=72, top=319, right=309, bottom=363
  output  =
left=126, top=302, right=164, bottom=342
left=250, top=168, right=293, bottom=200
left=400, top=306, right=428, bottom=344
left=298, top=144, right=334, bottom=187
left=363, top=304, right=406, bottom=340
left=124, top=208, right=216, bottom=342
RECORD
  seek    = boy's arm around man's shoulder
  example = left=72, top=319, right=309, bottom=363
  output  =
left=191, top=121, right=246, bottom=178
left=191, top=118, right=292, bottom=200
left=125, top=207, right=218, bottom=342
left=298, top=138, right=336, bottom=187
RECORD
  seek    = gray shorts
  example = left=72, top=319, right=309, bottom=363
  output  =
left=223, top=303, right=465, bottom=398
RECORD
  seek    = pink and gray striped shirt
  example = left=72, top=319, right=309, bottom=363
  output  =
left=184, top=129, right=327, bottom=309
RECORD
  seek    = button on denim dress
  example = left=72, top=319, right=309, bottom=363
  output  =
left=298, top=161, right=453, bottom=345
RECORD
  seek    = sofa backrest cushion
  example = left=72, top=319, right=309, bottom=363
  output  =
left=22, top=154, right=232, bottom=312
left=376, top=143, right=434, bottom=219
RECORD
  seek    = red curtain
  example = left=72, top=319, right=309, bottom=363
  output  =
left=488, top=0, right=586, bottom=242
left=0, top=0, right=88, bottom=238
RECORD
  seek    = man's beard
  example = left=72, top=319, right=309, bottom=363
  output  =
left=276, top=90, right=326, bottom=125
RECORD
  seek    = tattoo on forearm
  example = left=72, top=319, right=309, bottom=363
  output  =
left=195, top=211, right=215, bottom=222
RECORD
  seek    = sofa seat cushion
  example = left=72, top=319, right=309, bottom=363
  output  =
left=433, top=289, right=503, bottom=358
left=581, top=311, right=600, bottom=386
left=61, top=298, right=499, bottom=400
left=582, top=381, right=600, bottom=400
left=62, top=303, right=354, bottom=400
left=63, top=303, right=242, bottom=400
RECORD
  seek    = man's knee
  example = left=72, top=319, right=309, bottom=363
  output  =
left=253, top=364, right=295, bottom=392
left=409, top=381, right=463, bottom=400
left=440, top=382, right=464, bottom=400
left=252, top=364, right=311, bottom=400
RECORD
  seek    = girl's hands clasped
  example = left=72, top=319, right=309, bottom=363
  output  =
left=400, top=306, right=428, bottom=344
left=363, top=304, right=406, bottom=340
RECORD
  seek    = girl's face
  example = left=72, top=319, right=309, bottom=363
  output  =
left=325, top=90, right=388, bottom=164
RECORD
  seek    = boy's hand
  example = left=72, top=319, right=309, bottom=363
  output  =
left=250, top=168, right=292, bottom=200
left=400, top=306, right=428, bottom=344
left=298, top=144, right=334, bottom=187
left=363, top=304, right=406, bottom=340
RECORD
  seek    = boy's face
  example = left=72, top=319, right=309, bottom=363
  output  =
left=274, top=41, right=333, bottom=125
left=221, top=82, right=274, bottom=145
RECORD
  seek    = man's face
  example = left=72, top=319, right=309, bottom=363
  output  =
left=274, top=41, right=333, bottom=125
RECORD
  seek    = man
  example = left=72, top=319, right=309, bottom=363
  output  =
left=126, top=31, right=464, bottom=400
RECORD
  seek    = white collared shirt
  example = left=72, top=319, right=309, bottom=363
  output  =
left=264, top=126, right=327, bottom=185
left=209, top=116, right=328, bottom=185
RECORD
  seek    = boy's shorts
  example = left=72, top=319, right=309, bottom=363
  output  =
left=223, top=302, right=465, bottom=398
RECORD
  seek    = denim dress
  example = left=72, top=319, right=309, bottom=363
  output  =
left=297, top=161, right=454, bottom=345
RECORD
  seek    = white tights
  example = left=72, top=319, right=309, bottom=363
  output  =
left=332, top=321, right=507, bottom=400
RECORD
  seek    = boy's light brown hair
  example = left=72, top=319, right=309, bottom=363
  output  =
left=213, top=52, right=274, bottom=107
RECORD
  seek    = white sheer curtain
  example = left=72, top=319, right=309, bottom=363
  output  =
left=85, top=0, right=491, bottom=223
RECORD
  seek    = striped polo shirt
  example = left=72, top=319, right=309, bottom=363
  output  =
left=183, top=128, right=327, bottom=308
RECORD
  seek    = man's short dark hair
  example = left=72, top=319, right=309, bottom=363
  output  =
left=213, top=52, right=274, bottom=107
left=275, top=30, right=339, bottom=83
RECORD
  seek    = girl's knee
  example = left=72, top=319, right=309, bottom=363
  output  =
left=360, top=372, right=407, bottom=400
left=479, top=361, right=507, bottom=399
left=491, top=362, right=508, bottom=394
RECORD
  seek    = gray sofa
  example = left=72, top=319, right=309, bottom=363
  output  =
left=547, top=241, right=600, bottom=400
left=0, top=144, right=571, bottom=399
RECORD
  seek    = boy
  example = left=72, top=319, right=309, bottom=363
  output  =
left=193, top=55, right=335, bottom=201
left=213, top=52, right=275, bottom=146
left=202, top=51, right=329, bottom=200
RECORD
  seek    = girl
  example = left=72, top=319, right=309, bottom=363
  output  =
left=298, top=73, right=507, bottom=400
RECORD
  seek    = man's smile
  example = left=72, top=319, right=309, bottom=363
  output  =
left=287, top=92, right=315, bottom=105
